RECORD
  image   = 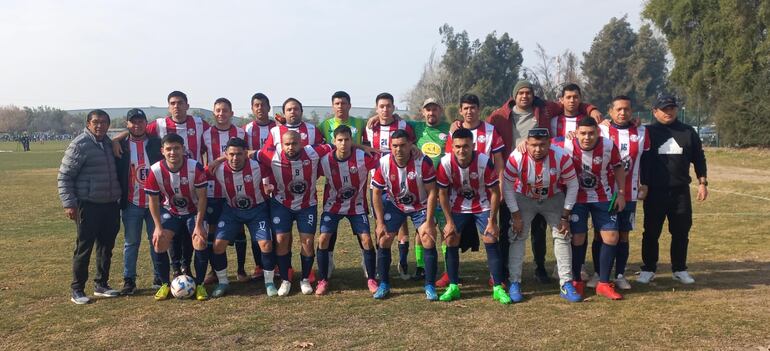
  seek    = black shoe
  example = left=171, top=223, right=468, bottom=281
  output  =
left=411, top=267, right=425, bottom=281
left=534, top=267, right=551, bottom=284
left=94, top=283, right=120, bottom=297
left=181, top=266, right=192, bottom=277
left=120, top=278, right=137, bottom=295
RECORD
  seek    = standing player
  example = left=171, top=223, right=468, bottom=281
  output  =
left=550, top=84, right=588, bottom=138
left=263, top=98, right=325, bottom=151
left=145, top=134, right=210, bottom=301
left=371, top=130, right=438, bottom=300
left=598, top=95, right=649, bottom=289
left=316, top=125, right=380, bottom=295
left=502, top=128, right=582, bottom=303
left=558, top=117, right=626, bottom=300
left=436, top=129, right=510, bottom=304
left=207, top=137, right=276, bottom=297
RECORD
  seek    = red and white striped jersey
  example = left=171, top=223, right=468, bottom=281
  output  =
left=549, top=114, right=583, bottom=138
left=262, top=122, right=324, bottom=151
left=319, top=149, right=380, bottom=215
left=202, top=125, right=246, bottom=198
left=257, top=144, right=333, bottom=211
left=504, top=146, right=577, bottom=201
left=558, top=137, right=622, bottom=203
left=127, top=138, right=151, bottom=208
left=600, top=124, right=650, bottom=201
left=146, top=116, right=209, bottom=161
left=244, top=120, right=276, bottom=150
left=444, top=121, right=505, bottom=156
left=371, top=154, right=436, bottom=213
left=211, top=159, right=271, bottom=209
left=436, top=152, right=498, bottom=214
left=145, top=158, right=208, bottom=216
left=363, top=120, right=415, bottom=153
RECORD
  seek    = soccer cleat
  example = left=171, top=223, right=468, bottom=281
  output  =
left=636, top=271, right=656, bottom=284
left=237, top=270, right=250, bottom=283
left=204, top=270, right=218, bottom=285
left=71, top=290, right=90, bottom=305
left=507, top=282, right=523, bottom=303
left=252, top=266, right=264, bottom=279
left=493, top=285, right=512, bottom=304
left=435, top=272, right=450, bottom=288
left=560, top=281, right=583, bottom=302
left=151, top=277, right=162, bottom=290
left=308, top=270, right=317, bottom=284
left=672, top=271, right=695, bottom=284
left=373, top=282, right=390, bottom=299
left=315, top=280, right=329, bottom=296
left=195, top=285, right=209, bottom=301
left=534, top=267, right=551, bottom=284
left=278, top=280, right=292, bottom=297
left=300, top=279, right=314, bottom=295
left=572, top=280, right=585, bottom=297
left=586, top=273, right=600, bottom=288
left=439, top=283, right=461, bottom=302
left=94, top=283, right=119, bottom=297
left=397, top=262, right=410, bottom=280
left=615, top=274, right=632, bottom=290
left=424, top=284, right=438, bottom=301
left=211, top=283, right=229, bottom=298
left=265, top=282, right=278, bottom=297
left=596, top=282, right=623, bottom=300
left=367, top=279, right=379, bottom=294
left=154, top=283, right=171, bottom=301
left=120, top=278, right=137, bottom=296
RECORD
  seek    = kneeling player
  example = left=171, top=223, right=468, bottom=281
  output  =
left=437, top=128, right=509, bottom=304
left=208, top=137, right=276, bottom=297
left=145, top=133, right=210, bottom=301
left=371, top=130, right=438, bottom=300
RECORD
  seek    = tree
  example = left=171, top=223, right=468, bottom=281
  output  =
left=523, top=44, right=584, bottom=101
left=582, top=16, right=638, bottom=110
left=25, top=106, right=71, bottom=133
left=627, top=24, right=669, bottom=110
left=0, top=105, right=29, bottom=133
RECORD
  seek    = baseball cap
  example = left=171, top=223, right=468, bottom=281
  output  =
left=422, top=98, right=441, bottom=109
left=653, top=95, right=678, bottom=109
left=126, top=108, right=147, bottom=121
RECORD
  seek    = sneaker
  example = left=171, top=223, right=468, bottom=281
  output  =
left=586, top=273, right=600, bottom=288
left=615, top=274, right=632, bottom=290
left=308, top=270, right=317, bottom=284
left=120, top=278, right=137, bottom=296
left=154, top=283, right=170, bottom=301
left=367, top=279, right=379, bottom=294
left=373, top=282, right=390, bottom=299
left=204, top=270, right=218, bottom=285
left=572, top=280, right=585, bottom=297
left=265, top=282, right=278, bottom=297
left=300, top=279, right=314, bottom=295
left=435, top=272, right=450, bottom=288
left=424, top=284, right=438, bottom=301
left=151, top=277, right=162, bottom=290
left=195, top=285, right=209, bottom=301
left=560, top=282, right=583, bottom=302
left=315, top=280, right=329, bottom=296
left=636, top=271, right=656, bottom=284
left=397, top=262, right=410, bottom=280
left=534, top=267, right=551, bottom=284
left=71, top=290, right=90, bottom=305
left=237, top=270, right=249, bottom=283
left=412, top=267, right=425, bottom=281
left=507, top=282, right=523, bottom=303
left=278, top=280, right=292, bottom=296
left=596, top=282, right=623, bottom=300
left=439, top=283, right=461, bottom=302
left=328, top=253, right=335, bottom=279
left=252, top=266, right=264, bottom=279
left=211, top=283, right=229, bottom=298
left=493, top=285, right=512, bottom=305
left=94, top=283, right=119, bottom=297
left=672, top=271, right=695, bottom=284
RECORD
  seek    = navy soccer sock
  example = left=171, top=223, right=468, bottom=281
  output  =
left=599, top=243, right=617, bottom=283
left=316, top=248, right=329, bottom=281
left=423, top=247, right=437, bottom=285
left=261, top=250, right=275, bottom=271
left=193, top=249, right=209, bottom=285
left=592, top=237, right=602, bottom=274
left=616, top=241, right=629, bottom=276
left=277, top=254, right=291, bottom=281
left=157, top=252, right=171, bottom=284
left=446, top=246, right=460, bottom=284
left=300, top=255, right=314, bottom=279
left=377, top=248, right=392, bottom=284
left=363, top=249, right=376, bottom=280
left=485, top=243, right=504, bottom=286
left=398, top=242, right=409, bottom=271
left=572, top=243, right=587, bottom=282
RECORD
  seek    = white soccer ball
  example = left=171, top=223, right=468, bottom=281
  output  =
left=171, top=275, right=196, bottom=299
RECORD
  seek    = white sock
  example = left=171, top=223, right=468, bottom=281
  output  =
left=264, top=270, right=275, bottom=284
left=216, top=269, right=229, bottom=285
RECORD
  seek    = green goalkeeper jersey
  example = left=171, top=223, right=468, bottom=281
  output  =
left=410, top=120, right=450, bottom=168
left=318, top=116, right=367, bottom=145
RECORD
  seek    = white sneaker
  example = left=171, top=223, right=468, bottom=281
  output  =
left=637, top=271, right=656, bottom=284
left=300, top=278, right=314, bottom=295
left=328, top=252, right=335, bottom=279
left=586, top=273, right=600, bottom=288
left=615, top=274, right=632, bottom=290
left=278, top=280, right=292, bottom=296
left=672, top=271, right=695, bottom=284
left=265, top=282, right=278, bottom=297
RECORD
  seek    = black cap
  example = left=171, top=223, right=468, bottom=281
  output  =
left=126, top=108, right=147, bottom=121
left=654, top=95, right=678, bottom=109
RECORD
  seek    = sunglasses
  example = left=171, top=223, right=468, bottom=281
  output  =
left=528, top=128, right=550, bottom=138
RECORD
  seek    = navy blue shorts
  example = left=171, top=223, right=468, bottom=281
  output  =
left=570, top=201, right=618, bottom=234
left=160, top=208, right=196, bottom=236
left=269, top=199, right=317, bottom=234
left=216, top=202, right=271, bottom=242
left=451, top=211, right=490, bottom=236
left=205, top=197, right=224, bottom=225
left=616, top=201, right=637, bottom=232
left=319, top=212, right=371, bottom=235
left=383, top=200, right=427, bottom=233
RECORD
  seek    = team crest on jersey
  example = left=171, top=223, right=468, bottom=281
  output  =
left=350, top=127, right=358, bottom=135
left=630, top=134, right=639, bottom=142
left=398, top=192, right=415, bottom=205
left=349, top=166, right=358, bottom=174
left=187, top=128, right=196, bottom=136
left=470, top=172, right=479, bottom=180
left=592, top=156, right=603, bottom=165
left=180, top=177, right=189, bottom=185
left=244, top=175, right=253, bottom=183
left=300, top=132, right=308, bottom=140
left=439, top=133, right=447, bottom=141
left=303, top=160, right=311, bottom=166
left=390, top=174, right=397, bottom=181
left=460, top=185, right=476, bottom=200
left=235, top=196, right=252, bottom=209
left=172, top=196, right=188, bottom=208
left=407, top=171, right=416, bottom=180
left=289, top=180, right=307, bottom=194
left=477, top=134, right=487, bottom=143
left=339, top=186, right=356, bottom=200
left=579, top=172, right=597, bottom=189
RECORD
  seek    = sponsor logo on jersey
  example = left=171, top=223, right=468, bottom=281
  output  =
left=421, top=142, right=442, bottom=158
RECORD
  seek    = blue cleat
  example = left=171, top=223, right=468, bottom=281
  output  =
left=373, top=282, right=390, bottom=299
left=424, top=284, right=438, bottom=301
left=560, top=281, right=583, bottom=302
left=508, top=282, right=523, bottom=303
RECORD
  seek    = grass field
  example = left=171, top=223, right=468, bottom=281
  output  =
left=1, top=141, right=769, bottom=350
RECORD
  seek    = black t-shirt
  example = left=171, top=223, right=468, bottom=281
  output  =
left=641, top=119, right=707, bottom=189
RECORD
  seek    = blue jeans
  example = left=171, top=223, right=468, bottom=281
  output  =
left=121, top=203, right=160, bottom=281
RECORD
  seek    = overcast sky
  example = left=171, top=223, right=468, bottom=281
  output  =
left=0, top=0, right=644, bottom=116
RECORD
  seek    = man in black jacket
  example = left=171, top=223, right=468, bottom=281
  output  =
left=638, top=95, right=708, bottom=285
left=116, top=109, right=163, bottom=294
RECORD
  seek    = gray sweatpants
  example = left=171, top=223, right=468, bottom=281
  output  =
left=508, top=193, right=573, bottom=285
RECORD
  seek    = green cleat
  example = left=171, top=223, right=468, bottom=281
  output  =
left=492, top=285, right=511, bottom=305
left=195, top=285, right=209, bottom=301
left=439, top=283, right=461, bottom=302
left=154, top=283, right=170, bottom=301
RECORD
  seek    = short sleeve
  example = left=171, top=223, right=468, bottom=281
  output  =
left=194, top=162, right=208, bottom=188
left=422, top=158, right=436, bottom=183
left=146, top=121, right=159, bottom=137
left=503, top=154, right=520, bottom=182
left=436, top=162, right=450, bottom=188
left=484, top=158, right=499, bottom=187
left=371, top=166, right=386, bottom=189
left=144, top=168, right=160, bottom=195
left=490, top=130, right=505, bottom=153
